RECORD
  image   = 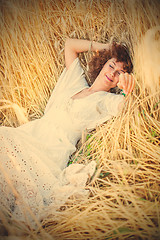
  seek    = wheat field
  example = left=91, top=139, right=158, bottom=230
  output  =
left=0, top=0, right=160, bottom=239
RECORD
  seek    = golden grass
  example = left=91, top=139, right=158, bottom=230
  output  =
left=0, top=0, right=160, bottom=239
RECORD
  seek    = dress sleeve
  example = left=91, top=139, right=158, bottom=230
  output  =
left=103, top=92, right=125, bottom=116
left=86, top=92, right=125, bottom=131
left=44, top=58, right=87, bottom=114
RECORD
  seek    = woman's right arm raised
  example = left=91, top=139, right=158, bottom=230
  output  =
left=64, top=38, right=109, bottom=69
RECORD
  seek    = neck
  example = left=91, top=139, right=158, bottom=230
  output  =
left=89, top=76, right=111, bottom=92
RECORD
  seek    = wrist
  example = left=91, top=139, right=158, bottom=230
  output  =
left=92, top=41, right=109, bottom=52
left=89, top=41, right=93, bottom=52
left=121, top=89, right=126, bottom=97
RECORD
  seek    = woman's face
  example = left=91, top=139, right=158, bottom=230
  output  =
left=97, top=58, right=126, bottom=91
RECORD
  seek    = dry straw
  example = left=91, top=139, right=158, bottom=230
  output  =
left=0, top=0, right=160, bottom=239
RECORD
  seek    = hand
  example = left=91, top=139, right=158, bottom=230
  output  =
left=117, top=73, right=135, bottom=95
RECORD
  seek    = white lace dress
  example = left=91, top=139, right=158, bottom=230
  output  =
left=0, top=58, right=124, bottom=227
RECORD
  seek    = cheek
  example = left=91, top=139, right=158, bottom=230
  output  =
left=102, top=64, right=110, bottom=74
left=106, top=65, right=111, bottom=73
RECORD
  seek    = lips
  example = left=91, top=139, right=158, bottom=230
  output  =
left=106, top=75, right=113, bottom=82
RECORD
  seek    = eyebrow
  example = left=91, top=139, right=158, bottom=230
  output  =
left=112, top=61, right=125, bottom=73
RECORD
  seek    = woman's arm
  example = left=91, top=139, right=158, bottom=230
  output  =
left=65, top=38, right=109, bottom=69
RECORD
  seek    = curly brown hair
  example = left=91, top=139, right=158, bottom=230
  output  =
left=87, top=42, right=133, bottom=93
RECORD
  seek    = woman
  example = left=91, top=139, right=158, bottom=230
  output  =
left=0, top=38, right=135, bottom=228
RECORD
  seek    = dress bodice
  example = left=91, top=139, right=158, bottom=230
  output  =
left=19, top=58, right=124, bottom=148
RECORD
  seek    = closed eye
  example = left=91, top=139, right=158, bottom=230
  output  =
left=109, top=64, right=114, bottom=69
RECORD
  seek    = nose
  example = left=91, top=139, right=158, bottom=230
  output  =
left=111, top=71, right=115, bottom=77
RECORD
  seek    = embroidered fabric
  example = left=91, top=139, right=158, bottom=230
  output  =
left=0, top=58, right=124, bottom=228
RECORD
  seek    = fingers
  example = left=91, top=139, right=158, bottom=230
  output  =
left=117, top=73, right=127, bottom=92
left=118, top=73, right=135, bottom=95
left=126, top=74, right=133, bottom=94
left=117, top=74, right=125, bottom=89
left=126, top=74, right=135, bottom=95
left=129, top=74, right=135, bottom=94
